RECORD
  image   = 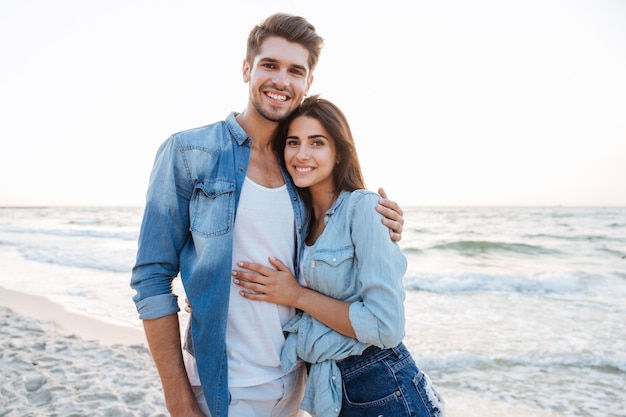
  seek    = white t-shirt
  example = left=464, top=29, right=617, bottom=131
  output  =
left=185, top=176, right=296, bottom=387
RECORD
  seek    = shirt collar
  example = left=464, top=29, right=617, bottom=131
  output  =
left=325, top=191, right=350, bottom=217
left=225, top=112, right=250, bottom=146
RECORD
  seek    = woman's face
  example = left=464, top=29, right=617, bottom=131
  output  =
left=284, top=115, right=337, bottom=192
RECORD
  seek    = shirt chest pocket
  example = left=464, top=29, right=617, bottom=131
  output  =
left=309, top=246, right=355, bottom=297
left=190, top=179, right=235, bottom=237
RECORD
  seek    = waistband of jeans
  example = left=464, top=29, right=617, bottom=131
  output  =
left=337, top=342, right=407, bottom=367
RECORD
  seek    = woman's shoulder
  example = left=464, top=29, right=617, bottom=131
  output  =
left=333, top=190, right=381, bottom=221
left=341, top=189, right=380, bottom=208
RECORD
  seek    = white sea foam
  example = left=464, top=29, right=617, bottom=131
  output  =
left=404, top=270, right=591, bottom=294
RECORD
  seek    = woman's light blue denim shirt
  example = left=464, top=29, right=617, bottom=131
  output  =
left=280, top=190, right=408, bottom=416
left=130, top=112, right=306, bottom=417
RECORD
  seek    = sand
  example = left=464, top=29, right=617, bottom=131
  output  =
left=1, top=285, right=571, bottom=417
left=0, top=286, right=167, bottom=416
left=3, top=285, right=574, bottom=417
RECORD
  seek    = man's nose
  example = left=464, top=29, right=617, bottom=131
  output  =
left=273, top=69, right=290, bottom=87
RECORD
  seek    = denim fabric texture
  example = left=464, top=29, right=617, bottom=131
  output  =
left=280, top=190, right=409, bottom=416
left=130, top=112, right=306, bottom=417
left=337, top=343, right=446, bottom=417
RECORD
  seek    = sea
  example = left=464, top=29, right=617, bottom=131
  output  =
left=0, top=205, right=624, bottom=417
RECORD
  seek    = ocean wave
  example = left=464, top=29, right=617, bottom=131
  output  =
left=595, top=247, right=626, bottom=258
left=430, top=240, right=560, bottom=256
left=1, top=226, right=137, bottom=241
left=523, top=232, right=626, bottom=243
left=414, top=350, right=626, bottom=373
left=608, top=222, right=626, bottom=228
left=401, top=247, right=424, bottom=255
left=404, top=271, right=590, bottom=294
left=16, top=242, right=135, bottom=274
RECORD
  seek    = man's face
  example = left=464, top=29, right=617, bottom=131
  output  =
left=243, top=36, right=313, bottom=122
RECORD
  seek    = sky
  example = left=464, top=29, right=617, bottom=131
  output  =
left=1, top=0, right=625, bottom=207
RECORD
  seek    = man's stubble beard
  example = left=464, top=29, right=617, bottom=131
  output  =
left=253, top=100, right=293, bottom=123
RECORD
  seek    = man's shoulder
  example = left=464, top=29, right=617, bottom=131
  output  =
left=169, top=112, right=244, bottom=148
left=171, top=119, right=229, bottom=146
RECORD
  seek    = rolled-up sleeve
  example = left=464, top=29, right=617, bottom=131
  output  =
left=135, top=294, right=180, bottom=320
left=347, top=193, right=407, bottom=348
left=130, top=135, right=193, bottom=320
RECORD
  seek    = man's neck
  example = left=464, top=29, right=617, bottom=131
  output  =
left=236, top=108, right=278, bottom=147
left=236, top=108, right=284, bottom=188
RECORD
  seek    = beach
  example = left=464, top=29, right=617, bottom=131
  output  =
left=0, top=206, right=624, bottom=416
left=0, top=286, right=580, bottom=417
left=0, top=288, right=545, bottom=417
left=0, top=287, right=168, bottom=416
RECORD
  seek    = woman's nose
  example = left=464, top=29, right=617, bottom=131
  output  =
left=296, top=145, right=309, bottom=159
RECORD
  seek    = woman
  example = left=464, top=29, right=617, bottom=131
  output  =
left=232, top=95, right=445, bottom=417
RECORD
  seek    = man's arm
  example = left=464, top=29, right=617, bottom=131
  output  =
left=131, top=136, right=206, bottom=416
left=377, top=187, right=404, bottom=241
left=143, top=315, right=206, bottom=417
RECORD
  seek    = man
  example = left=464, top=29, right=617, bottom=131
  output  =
left=131, top=13, right=404, bottom=417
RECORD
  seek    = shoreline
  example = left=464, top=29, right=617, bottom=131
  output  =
left=0, top=286, right=146, bottom=346
left=0, top=286, right=168, bottom=416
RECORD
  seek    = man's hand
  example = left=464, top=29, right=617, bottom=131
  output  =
left=142, top=315, right=204, bottom=417
left=377, top=187, right=404, bottom=241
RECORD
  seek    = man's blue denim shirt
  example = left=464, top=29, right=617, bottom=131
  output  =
left=130, top=112, right=306, bottom=417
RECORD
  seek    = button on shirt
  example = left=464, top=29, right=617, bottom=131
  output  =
left=130, top=113, right=306, bottom=417
left=281, top=190, right=407, bottom=417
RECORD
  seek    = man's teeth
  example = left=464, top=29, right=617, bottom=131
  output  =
left=267, top=92, right=287, bottom=101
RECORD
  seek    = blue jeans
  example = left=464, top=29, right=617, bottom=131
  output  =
left=336, top=343, right=445, bottom=417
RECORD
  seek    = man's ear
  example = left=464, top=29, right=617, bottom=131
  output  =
left=242, top=59, right=250, bottom=83
left=305, top=74, right=314, bottom=95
